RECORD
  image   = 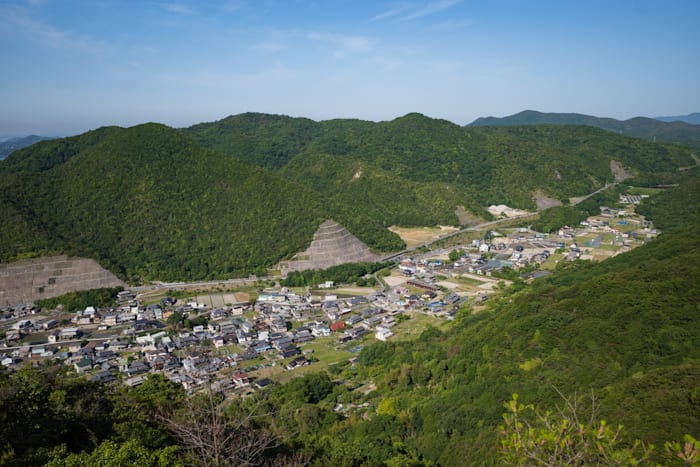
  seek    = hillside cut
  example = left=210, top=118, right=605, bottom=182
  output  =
left=0, top=255, right=124, bottom=306
left=279, top=220, right=381, bottom=274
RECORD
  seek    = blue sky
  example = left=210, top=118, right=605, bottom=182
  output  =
left=1, top=0, right=699, bottom=137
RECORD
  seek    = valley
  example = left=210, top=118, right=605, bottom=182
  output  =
left=0, top=113, right=698, bottom=466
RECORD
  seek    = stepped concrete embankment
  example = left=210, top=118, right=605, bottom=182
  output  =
left=0, top=255, right=124, bottom=306
left=279, top=220, right=380, bottom=273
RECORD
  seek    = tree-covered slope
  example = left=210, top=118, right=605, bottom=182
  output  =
left=280, top=152, right=465, bottom=227
left=0, top=124, right=333, bottom=281
left=187, top=112, right=695, bottom=211
left=264, top=174, right=700, bottom=465
left=470, top=109, right=700, bottom=151
left=182, top=112, right=322, bottom=170
left=2, top=113, right=696, bottom=281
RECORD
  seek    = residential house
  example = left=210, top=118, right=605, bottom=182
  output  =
left=375, top=327, right=393, bottom=341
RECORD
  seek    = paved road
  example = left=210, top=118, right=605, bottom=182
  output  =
left=569, top=182, right=617, bottom=206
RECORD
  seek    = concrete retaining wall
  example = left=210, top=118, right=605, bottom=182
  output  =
left=0, top=255, right=125, bottom=306
left=279, top=220, right=380, bottom=273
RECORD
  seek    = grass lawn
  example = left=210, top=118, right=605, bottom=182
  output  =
left=454, top=275, right=486, bottom=287
left=391, top=313, right=452, bottom=341
left=274, top=337, right=356, bottom=383
left=540, top=253, right=565, bottom=270
left=389, top=225, right=459, bottom=248
left=624, top=186, right=664, bottom=195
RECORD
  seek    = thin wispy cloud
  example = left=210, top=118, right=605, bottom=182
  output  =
left=370, top=4, right=411, bottom=22
left=432, top=18, right=473, bottom=31
left=402, top=0, right=460, bottom=21
left=164, top=2, right=195, bottom=15
left=372, top=0, right=461, bottom=22
left=0, top=3, right=105, bottom=53
left=221, top=0, right=246, bottom=13
left=307, top=32, right=375, bottom=58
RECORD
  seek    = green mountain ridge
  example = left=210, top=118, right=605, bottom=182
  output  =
left=0, top=124, right=329, bottom=281
left=187, top=112, right=693, bottom=209
left=470, top=109, right=700, bottom=151
left=0, top=112, right=696, bottom=281
left=0, top=120, right=698, bottom=466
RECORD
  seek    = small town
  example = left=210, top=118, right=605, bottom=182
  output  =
left=0, top=197, right=658, bottom=400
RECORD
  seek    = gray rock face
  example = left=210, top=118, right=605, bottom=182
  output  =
left=278, top=220, right=380, bottom=273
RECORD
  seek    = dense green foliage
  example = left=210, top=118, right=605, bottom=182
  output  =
left=0, top=124, right=331, bottom=281
left=35, top=287, right=124, bottom=312
left=636, top=172, right=700, bottom=232
left=1, top=113, right=695, bottom=281
left=280, top=262, right=390, bottom=287
left=0, top=366, right=116, bottom=466
left=470, top=109, right=700, bottom=151
left=499, top=394, right=656, bottom=465
left=189, top=112, right=694, bottom=211
left=183, top=112, right=322, bottom=170
left=0, top=193, right=56, bottom=262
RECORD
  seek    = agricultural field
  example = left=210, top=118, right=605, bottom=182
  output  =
left=388, top=225, right=458, bottom=248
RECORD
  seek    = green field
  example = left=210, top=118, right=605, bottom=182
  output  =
left=390, top=313, right=452, bottom=341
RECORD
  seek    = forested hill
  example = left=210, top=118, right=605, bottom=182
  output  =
left=469, top=109, right=700, bottom=151
left=0, top=113, right=696, bottom=281
left=655, top=112, right=700, bottom=125
left=7, top=173, right=695, bottom=467
left=186, top=112, right=694, bottom=210
left=0, top=124, right=331, bottom=281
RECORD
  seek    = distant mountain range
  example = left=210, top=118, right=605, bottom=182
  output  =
left=0, top=135, right=54, bottom=160
left=469, top=110, right=700, bottom=151
left=0, top=112, right=694, bottom=281
left=655, top=112, right=700, bottom=125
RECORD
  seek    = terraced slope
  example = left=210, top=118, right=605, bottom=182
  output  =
left=0, top=255, right=124, bottom=306
left=279, top=220, right=380, bottom=273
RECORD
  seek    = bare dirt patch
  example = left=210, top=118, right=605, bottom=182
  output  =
left=388, top=225, right=459, bottom=248
left=384, top=275, right=408, bottom=287
left=334, top=287, right=376, bottom=295
left=455, top=206, right=485, bottom=226
left=610, top=160, right=633, bottom=182
left=532, top=190, right=563, bottom=210
left=487, top=205, right=532, bottom=218
left=436, top=281, right=459, bottom=290
left=233, top=292, right=251, bottom=303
